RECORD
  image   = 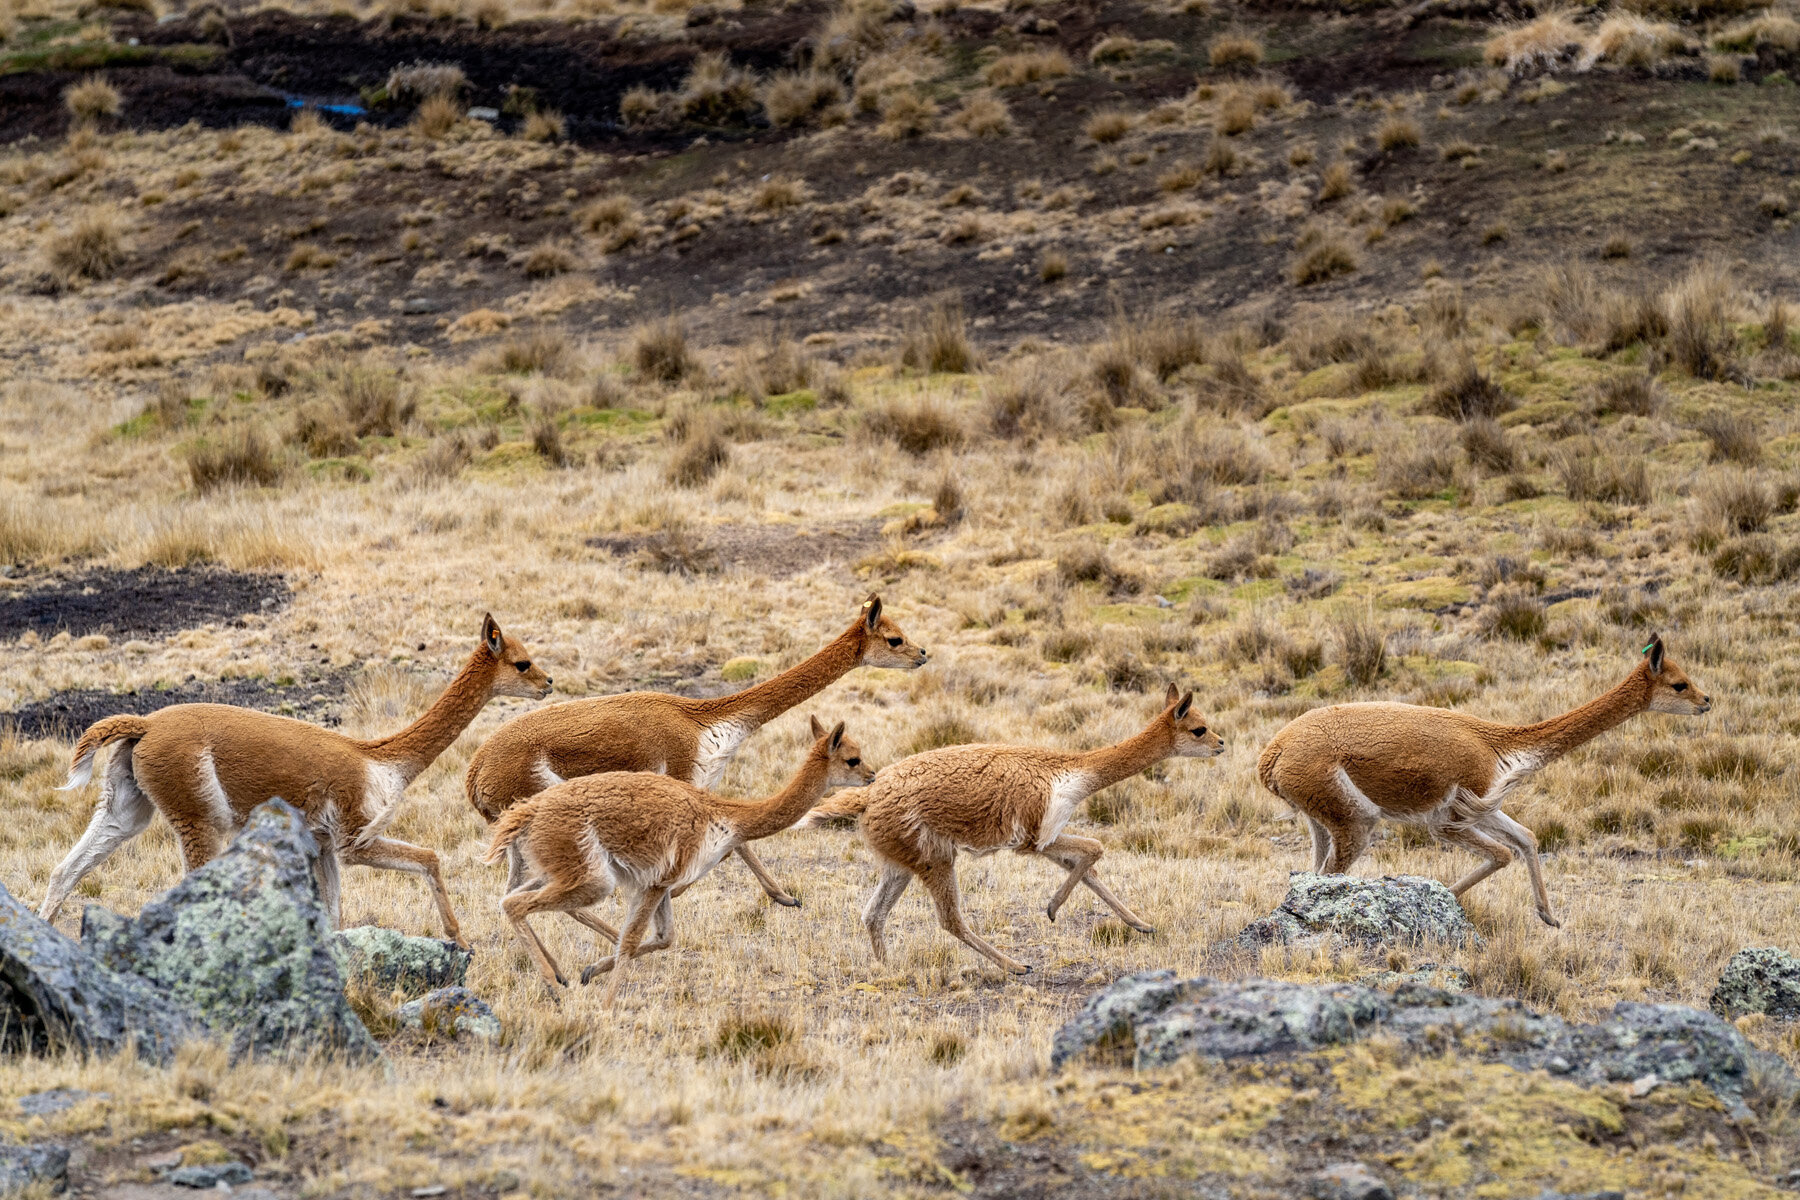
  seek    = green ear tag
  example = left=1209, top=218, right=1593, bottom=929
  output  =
left=1642, top=642, right=1655, bottom=655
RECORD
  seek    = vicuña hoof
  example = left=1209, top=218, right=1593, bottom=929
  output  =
left=1129, top=921, right=1156, bottom=935
left=775, top=895, right=801, bottom=909
left=1538, top=911, right=1562, bottom=929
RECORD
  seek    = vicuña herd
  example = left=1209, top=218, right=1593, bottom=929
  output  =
left=37, top=598, right=1711, bottom=1002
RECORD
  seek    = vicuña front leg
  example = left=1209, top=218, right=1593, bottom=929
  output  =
left=734, top=844, right=800, bottom=907
left=341, top=835, right=468, bottom=948
left=920, top=860, right=1031, bottom=975
left=1038, top=834, right=1154, bottom=933
left=599, top=886, right=670, bottom=1007
left=581, top=891, right=674, bottom=984
left=1483, top=810, right=1560, bottom=928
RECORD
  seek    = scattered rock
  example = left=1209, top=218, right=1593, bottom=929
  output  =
left=167, top=1161, right=254, bottom=1188
left=401, top=297, right=441, bottom=314
left=1359, top=963, right=1472, bottom=993
left=0, top=1144, right=70, bottom=1194
left=1710, top=946, right=1800, bottom=1019
left=396, top=986, right=501, bottom=1042
left=335, top=926, right=470, bottom=997
left=1052, top=974, right=1799, bottom=1112
left=0, top=881, right=194, bottom=1063
left=1234, top=872, right=1478, bottom=950
left=1309, top=1161, right=1393, bottom=1200
left=81, top=799, right=376, bottom=1062
left=16, top=1088, right=105, bottom=1116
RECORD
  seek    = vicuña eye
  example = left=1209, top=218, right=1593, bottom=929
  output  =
left=845, top=757, right=861, bottom=767
left=1193, top=726, right=1207, bottom=736
left=1672, top=682, right=1688, bottom=692
left=514, top=661, right=532, bottom=673
left=885, top=636, right=903, bottom=647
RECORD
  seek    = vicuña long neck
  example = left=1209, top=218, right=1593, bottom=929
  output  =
left=722, top=751, right=833, bottom=842
left=1502, top=666, right=1650, bottom=764
left=358, top=650, right=495, bottom=781
left=692, top=621, right=865, bottom=728
left=1074, top=720, right=1174, bottom=795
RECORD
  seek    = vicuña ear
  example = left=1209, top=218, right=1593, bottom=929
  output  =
left=829, top=721, right=846, bottom=752
left=483, top=613, right=503, bottom=656
left=809, top=715, right=826, bottom=740
left=1164, top=682, right=1180, bottom=708
left=863, top=594, right=883, bottom=631
left=1174, top=692, right=1194, bottom=720
left=1643, top=633, right=1665, bottom=675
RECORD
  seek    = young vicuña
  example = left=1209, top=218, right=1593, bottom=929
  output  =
left=1256, top=634, right=1711, bottom=927
left=805, top=684, right=1224, bottom=974
left=41, top=614, right=552, bottom=945
left=466, top=593, right=925, bottom=900
left=485, top=715, right=876, bottom=1002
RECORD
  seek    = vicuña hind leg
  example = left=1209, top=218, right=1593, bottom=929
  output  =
left=1305, top=816, right=1333, bottom=873
left=1038, top=835, right=1153, bottom=933
left=1483, top=810, right=1559, bottom=928
left=733, top=845, right=799, bottom=908
left=599, top=886, right=669, bottom=1007
left=580, top=892, right=673, bottom=984
left=1324, top=818, right=1374, bottom=874
left=341, top=835, right=468, bottom=947
left=920, top=860, right=1030, bottom=975
left=861, top=862, right=913, bottom=964
left=500, top=876, right=606, bottom=987
left=38, top=752, right=154, bottom=922
left=1436, top=821, right=1514, bottom=900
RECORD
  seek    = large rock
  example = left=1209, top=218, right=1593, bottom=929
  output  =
left=1053, top=974, right=1799, bottom=1114
left=0, top=1143, right=71, bottom=1194
left=1234, top=872, right=1477, bottom=950
left=395, top=986, right=500, bottom=1042
left=0, top=881, right=193, bottom=1063
left=335, top=925, right=470, bottom=996
left=81, top=800, right=376, bottom=1062
left=1710, top=946, right=1800, bottom=1019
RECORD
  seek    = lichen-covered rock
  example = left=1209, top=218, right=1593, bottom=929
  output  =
left=167, top=1161, right=254, bottom=1188
left=0, top=881, right=193, bottom=1063
left=1308, top=1161, right=1393, bottom=1200
left=1234, top=872, right=1477, bottom=950
left=1359, top=963, right=1472, bottom=993
left=82, top=799, right=376, bottom=1062
left=335, top=926, right=470, bottom=997
left=1054, top=975, right=1799, bottom=1112
left=1710, top=946, right=1800, bottom=1019
left=0, top=1143, right=70, bottom=1194
left=396, top=986, right=500, bottom=1042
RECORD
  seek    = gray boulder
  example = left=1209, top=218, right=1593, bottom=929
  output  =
left=1053, top=975, right=1799, bottom=1111
left=1309, top=1162, right=1393, bottom=1200
left=0, top=1143, right=70, bottom=1194
left=0, top=881, right=193, bottom=1064
left=396, top=986, right=500, bottom=1042
left=1710, top=946, right=1800, bottom=1019
left=335, top=925, right=470, bottom=996
left=17, top=1089, right=104, bottom=1117
left=1235, top=872, right=1477, bottom=950
left=167, top=1161, right=254, bottom=1188
left=81, top=799, right=376, bottom=1062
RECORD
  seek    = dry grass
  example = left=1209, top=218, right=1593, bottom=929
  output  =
left=48, top=207, right=127, bottom=282
left=521, top=109, right=566, bottom=143
left=1375, top=116, right=1422, bottom=151
left=63, top=75, right=121, bottom=126
left=411, top=94, right=464, bottom=138
left=982, top=49, right=1072, bottom=87
left=1084, top=109, right=1132, bottom=144
left=1208, top=34, right=1263, bottom=70
left=947, top=90, right=1013, bottom=138
left=632, top=317, right=695, bottom=383
left=900, top=294, right=980, bottom=375
left=183, top=425, right=283, bottom=494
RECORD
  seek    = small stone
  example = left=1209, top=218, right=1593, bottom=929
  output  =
left=1309, top=1160, right=1394, bottom=1200
left=401, top=297, right=441, bottom=315
left=17, top=1088, right=106, bottom=1116
left=1628, top=1073, right=1661, bottom=1098
left=1152, top=594, right=1174, bottom=608
left=0, top=1145, right=70, bottom=1194
left=167, top=1161, right=254, bottom=1188
left=1546, top=1055, right=1573, bottom=1074
left=396, top=986, right=501, bottom=1042
left=412, top=1187, right=449, bottom=1197
left=1710, top=946, right=1800, bottom=1019
left=467, top=106, right=500, bottom=122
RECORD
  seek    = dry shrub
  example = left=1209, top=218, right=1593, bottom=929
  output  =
left=522, top=239, right=578, bottom=278
left=1694, top=470, right=1772, bottom=533
left=49, top=208, right=126, bottom=281
left=1334, top=613, right=1387, bottom=685
left=751, top=176, right=810, bottom=211
left=1318, top=161, right=1354, bottom=201
left=633, top=317, right=694, bottom=383
left=1460, top=418, right=1518, bottom=474
left=983, top=50, right=1072, bottom=87
left=531, top=415, right=571, bottom=468
left=1663, top=261, right=1740, bottom=381
left=1593, top=371, right=1662, bottom=417
left=1422, top=356, right=1514, bottom=421
left=1695, top=410, right=1760, bottom=465
left=521, top=109, right=565, bottom=142
left=812, top=0, right=894, bottom=70
left=411, top=94, right=463, bottom=138
left=576, top=195, right=642, bottom=251
left=1286, top=309, right=1377, bottom=372
left=1707, top=54, right=1741, bottom=84
left=761, top=70, right=845, bottom=126
left=1485, top=12, right=1582, bottom=75
left=1208, top=34, right=1263, bottom=70
left=1058, top=542, right=1141, bottom=595
left=680, top=52, right=758, bottom=122
left=1142, top=416, right=1268, bottom=503
left=1376, top=429, right=1458, bottom=499
left=1214, top=90, right=1255, bottom=136
left=1554, top=442, right=1650, bottom=504
left=1711, top=535, right=1800, bottom=584
left=387, top=61, right=467, bottom=104
left=619, top=86, right=671, bottom=129
left=64, top=75, right=121, bottom=125
left=1376, top=115, right=1422, bottom=151
left=185, top=426, right=283, bottom=493
left=1290, top=230, right=1357, bottom=286
left=1714, top=11, right=1800, bottom=51
left=985, top=356, right=1075, bottom=440
left=901, top=294, right=980, bottom=374
left=879, top=89, right=937, bottom=138
left=1588, top=14, right=1687, bottom=68
left=1479, top=584, right=1545, bottom=641
left=947, top=90, right=1012, bottom=138
left=1197, top=349, right=1273, bottom=417
left=864, top=396, right=965, bottom=456
left=1085, top=110, right=1132, bottom=144
left=666, top=408, right=731, bottom=486
left=486, top=329, right=572, bottom=376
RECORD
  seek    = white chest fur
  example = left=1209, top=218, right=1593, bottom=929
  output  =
left=691, top=719, right=755, bottom=790
left=355, top=761, right=411, bottom=846
left=1036, top=771, right=1097, bottom=850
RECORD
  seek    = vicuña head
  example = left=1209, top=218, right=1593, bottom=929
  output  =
left=853, top=594, right=930, bottom=670
left=811, top=714, right=879, bottom=790
left=480, top=613, right=556, bottom=700
left=1257, top=632, right=1711, bottom=928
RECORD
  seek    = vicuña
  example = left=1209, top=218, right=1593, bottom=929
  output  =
left=42, top=614, right=552, bottom=946
left=466, top=593, right=925, bottom=901
left=1256, top=633, right=1711, bottom=926
left=485, top=714, right=876, bottom=1003
left=805, top=684, right=1224, bottom=974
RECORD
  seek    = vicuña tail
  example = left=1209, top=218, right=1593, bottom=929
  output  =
left=483, top=803, right=536, bottom=865
left=56, top=715, right=150, bottom=791
left=799, top=790, right=871, bottom=829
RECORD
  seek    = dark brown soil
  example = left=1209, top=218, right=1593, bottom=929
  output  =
left=0, top=566, right=289, bottom=641
left=2, top=669, right=348, bottom=741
